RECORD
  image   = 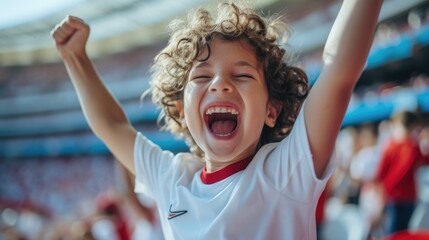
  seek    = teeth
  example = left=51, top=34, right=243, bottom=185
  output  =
left=215, top=132, right=233, bottom=137
left=206, top=106, right=238, bottom=115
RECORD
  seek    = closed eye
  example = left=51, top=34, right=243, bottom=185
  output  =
left=235, top=74, right=255, bottom=79
left=192, top=75, right=211, bottom=79
left=191, top=75, right=212, bottom=82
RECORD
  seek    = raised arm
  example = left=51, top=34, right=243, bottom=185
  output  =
left=51, top=16, right=137, bottom=173
left=304, top=0, right=383, bottom=178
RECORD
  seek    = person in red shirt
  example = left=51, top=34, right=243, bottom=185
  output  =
left=375, top=111, right=429, bottom=235
left=93, top=194, right=131, bottom=240
left=316, top=187, right=328, bottom=239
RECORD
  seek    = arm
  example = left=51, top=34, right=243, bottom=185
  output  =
left=118, top=163, right=156, bottom=224
left=304, top=0, right=383, bottom=178
left=51, top=16, right=136, bottom=173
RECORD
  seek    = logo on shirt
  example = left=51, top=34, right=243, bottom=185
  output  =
left=168, top=204, right=188, bottom=220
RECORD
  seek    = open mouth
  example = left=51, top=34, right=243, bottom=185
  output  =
left=204, top=106, right=239, bottom=137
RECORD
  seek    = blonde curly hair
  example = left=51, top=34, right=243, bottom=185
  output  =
left=149, top=1, right=309, bottom=157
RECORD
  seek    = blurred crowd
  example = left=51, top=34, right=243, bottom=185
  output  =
left=0, top=160, right=163, bottom=240
left=318, top=107, right=429, bottom=240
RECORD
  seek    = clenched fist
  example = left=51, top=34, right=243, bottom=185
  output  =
left=51, top=15, right=90, bottom=60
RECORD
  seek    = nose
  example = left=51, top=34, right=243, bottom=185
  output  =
left=209, top=75, right=233, bottom=93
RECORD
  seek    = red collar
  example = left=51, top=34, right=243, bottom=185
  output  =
left=200, top=155, right=254, bottom=184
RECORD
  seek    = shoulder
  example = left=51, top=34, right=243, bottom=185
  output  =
left=174, top=152, right=205, bottom=171
left=134, top=132, right=203, bottom=174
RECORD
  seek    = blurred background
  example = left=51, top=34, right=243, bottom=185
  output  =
left=1, top=0, right=429, bottom=239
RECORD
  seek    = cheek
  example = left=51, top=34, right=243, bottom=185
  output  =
left=183, top=85, right=203, bottom=126
left=246, top=94, right=269, bottom=125
left=183, top=83, right=192, bottom=100
left=184, top=85, right=198, bottom=110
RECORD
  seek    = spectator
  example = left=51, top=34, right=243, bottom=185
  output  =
left=374, top=111, right=429, bottom=234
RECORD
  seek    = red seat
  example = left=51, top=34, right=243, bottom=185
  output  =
left=379, top=230, right=429, bottom=240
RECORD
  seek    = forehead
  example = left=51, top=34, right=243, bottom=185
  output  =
left=193, top=38, right=260, bottom=68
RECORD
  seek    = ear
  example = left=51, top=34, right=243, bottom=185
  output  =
left=265, top=100, right=282, bottom=128
left=175, top=100, right=187, bottom=128
left=175, top=100, right=184, bottom=118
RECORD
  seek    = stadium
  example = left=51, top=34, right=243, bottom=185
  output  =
left=1, top=0, right=429, bottom=239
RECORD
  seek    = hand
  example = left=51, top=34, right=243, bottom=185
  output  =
left=51, top=15, right=90, bottom=59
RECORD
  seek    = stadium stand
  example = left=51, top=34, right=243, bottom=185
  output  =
left=1, top=0, right=429, bottom=238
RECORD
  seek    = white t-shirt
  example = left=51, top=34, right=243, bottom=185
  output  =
left=134, top=106, right=335, bottom=240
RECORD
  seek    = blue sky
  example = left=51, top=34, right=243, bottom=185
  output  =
left=0, top=0, right=83, bottom=29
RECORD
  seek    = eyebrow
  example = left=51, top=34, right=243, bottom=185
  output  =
left=235, top=60, right=258, bottom=71
left=193, top=61, right=211, bottom=70
left=193, top=60, right=258, bottom=70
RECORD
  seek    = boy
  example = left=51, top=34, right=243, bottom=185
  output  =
left=51, top=0, right=383, bottom=239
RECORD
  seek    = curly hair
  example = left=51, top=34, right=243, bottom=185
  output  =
left=149, top=1, right=309, bottom=157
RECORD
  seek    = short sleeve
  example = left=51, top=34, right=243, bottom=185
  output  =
left=262, top=103, right=335, bottom=201
left=133, top=132, right=175, bottom=199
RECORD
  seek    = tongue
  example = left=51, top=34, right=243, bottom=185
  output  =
left=211, top=120, right=236, bottom=135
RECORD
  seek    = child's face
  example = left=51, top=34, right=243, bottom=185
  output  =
left=181, top=38, right=277, bottom=169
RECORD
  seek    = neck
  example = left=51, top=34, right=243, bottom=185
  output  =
left=200, top=154, right=255, bottom=184
left=205, top=153, right=255, bottom=173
